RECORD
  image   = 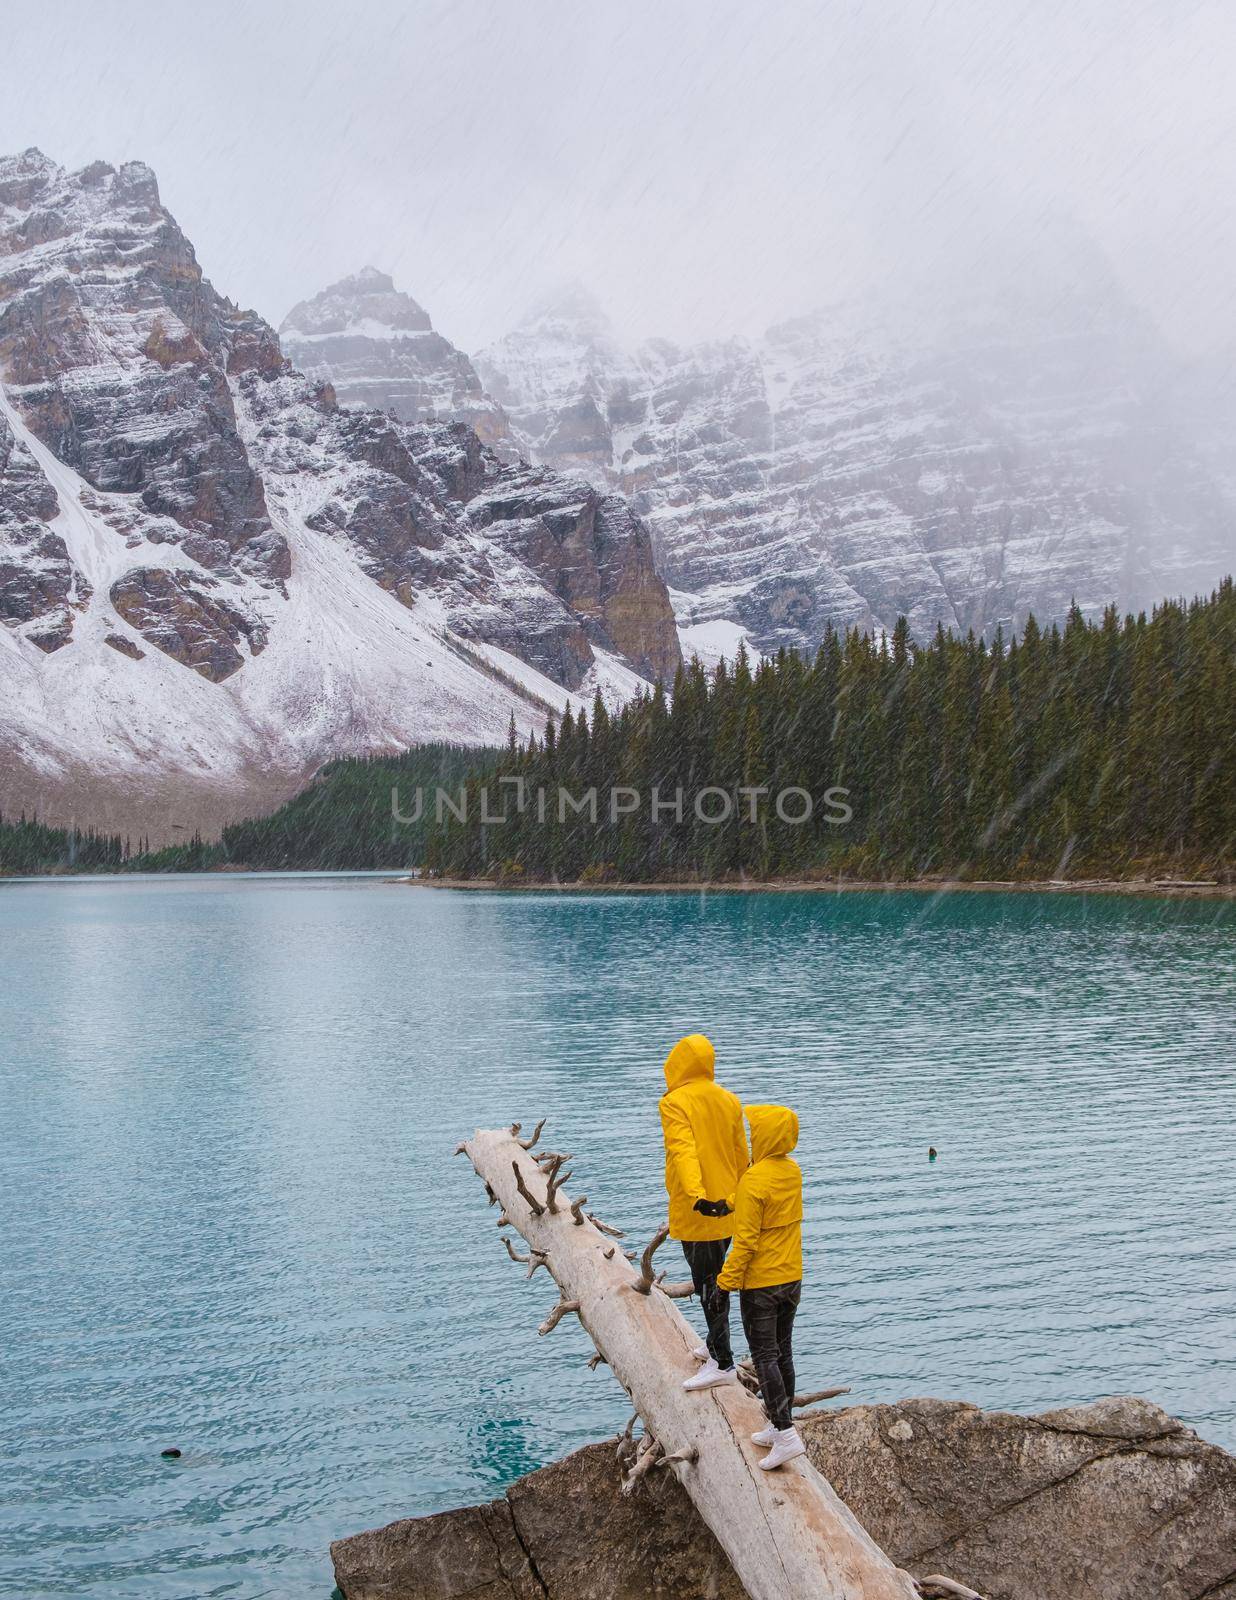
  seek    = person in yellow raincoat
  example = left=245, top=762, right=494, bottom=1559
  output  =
left=658, top=1034, right=748, bottom=1391
left=717, top=1104, right=806, bottom=1469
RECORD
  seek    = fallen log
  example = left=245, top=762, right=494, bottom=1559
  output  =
left=458, top=1125, right=917, bottom=1600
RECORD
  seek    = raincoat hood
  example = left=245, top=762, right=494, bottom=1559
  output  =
left=746, top=1104, right=799, bottom=1163
left=717, top=1102, right=804, bottom=1293
left=658, top=1034, right=745, bottom=1242
left=663, top=1033, right=716, bottom=1092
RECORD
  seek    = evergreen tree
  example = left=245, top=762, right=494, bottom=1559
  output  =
left=428, top=581, right=1236, bottom=885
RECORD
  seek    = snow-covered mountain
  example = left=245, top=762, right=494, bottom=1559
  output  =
left=0, top=151, right=679, bottom=841
left=475, top=281, right=1236, bottom=654
left=477, top=285, right=634, bottom=481
left=280, top=267, right=513, bottom=453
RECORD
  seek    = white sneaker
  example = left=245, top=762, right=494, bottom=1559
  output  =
left=751, top=1422, right=777, bottom=1447
left=683, top=1358, right=736, bottom=1391
left=758, top=1426, right=806, bottom=1470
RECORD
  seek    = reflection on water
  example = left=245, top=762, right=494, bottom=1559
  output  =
left=1, top=876, right=1233, bottom=1597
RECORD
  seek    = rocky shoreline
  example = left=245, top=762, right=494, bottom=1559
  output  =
left=331, top=1396, right=1236, bottom=1600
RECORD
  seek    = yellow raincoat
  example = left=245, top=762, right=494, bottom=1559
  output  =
left=717, top=1105, right=803, bottom=1291
left=659, top=1034, right=748, bottom=1242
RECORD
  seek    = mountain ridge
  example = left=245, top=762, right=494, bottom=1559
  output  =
left=473, top=277, right=1236, bottom=653
left=280, top=267, right=514, bottom=452
left=0, top=150, right=679, bottom=843
left=286, top=264, right=1234, bottom=658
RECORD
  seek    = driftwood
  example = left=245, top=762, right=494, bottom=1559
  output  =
left=459, top=1124, right=917, bottom=1600
left=918, top=1579, right=988, bottom=1600
left=796, top=1386, right=852, bottom=1408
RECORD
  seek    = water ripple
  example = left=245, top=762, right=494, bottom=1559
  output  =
left=0, top=877, right=1233, bottom=1597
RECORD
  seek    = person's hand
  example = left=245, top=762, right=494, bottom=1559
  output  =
left=693, top=1197, right=732, bottom=1217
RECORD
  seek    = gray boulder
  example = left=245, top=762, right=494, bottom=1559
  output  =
left=332, top=1396, right=1236, bottom=1600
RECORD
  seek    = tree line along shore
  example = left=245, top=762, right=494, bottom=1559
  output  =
left=3, top=581, right=1233, bottom=885
left=430, top=581, right=1235, bottom=886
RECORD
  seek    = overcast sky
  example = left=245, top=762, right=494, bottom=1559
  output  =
left=4, top=1, right=1235, bottom=355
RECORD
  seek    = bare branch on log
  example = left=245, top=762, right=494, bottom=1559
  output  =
left=504, top=1234, right=550, bottom=1277
left=484, top=1182, right=498, bottom=1207
left=587, top=1212, right=625, bottom=1238
left=793, top=1387, right=851, bottom=1408
left=512, top=1161, right=546, bottom=1217
left=917, top=1579, right=987, bottom=1600
left=601, top=1245, right=616, bottom=1259
left=533, top=1149, right=572, bottom=1168
left=538, top=1295, right=581, bottom=1336
left=516, top=1118, right=546, bottom=1152
left=621, top=1434, right=663, bottom=1495
left=614, top=1412, right=638, bottom=1462
left=453, top=1141, right=468, bottom=1156
left=657, top=1445, right=700, bottom=1467
left=570, top=1196, right=590, bottom=1226
left=632, top=1223, right=671, bottom=1295
left=587, top=1351, right=608, bottom=1370
left=496, top=1213, right=513, bottom=1229
left=545, top=1160, right=574, bottom=1213
left=655, top=1273, right=696, bottom=1299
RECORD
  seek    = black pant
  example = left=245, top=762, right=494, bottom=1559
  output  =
left=681, top=1238, right=733, bottom=1369
left=740, top=1280, right=801, bottom=1431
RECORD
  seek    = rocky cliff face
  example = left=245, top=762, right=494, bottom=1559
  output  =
left=0, top=153, right=679, bottom=840
left=331, top=1396, right=1236, bottom=1600
left=0, top=410, right=81, bottom=651
left=464, top=463, right=681, bottom=684
left=276, top=270, right=679, bottom=684
left=476, top=284, right=1236, bottom=655
left=280, top=268, right=512, bottom=452
left=0, top=153, right=286, bottom=588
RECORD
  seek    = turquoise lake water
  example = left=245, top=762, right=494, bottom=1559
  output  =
left=1, top=875, right=1234, bottom=1598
